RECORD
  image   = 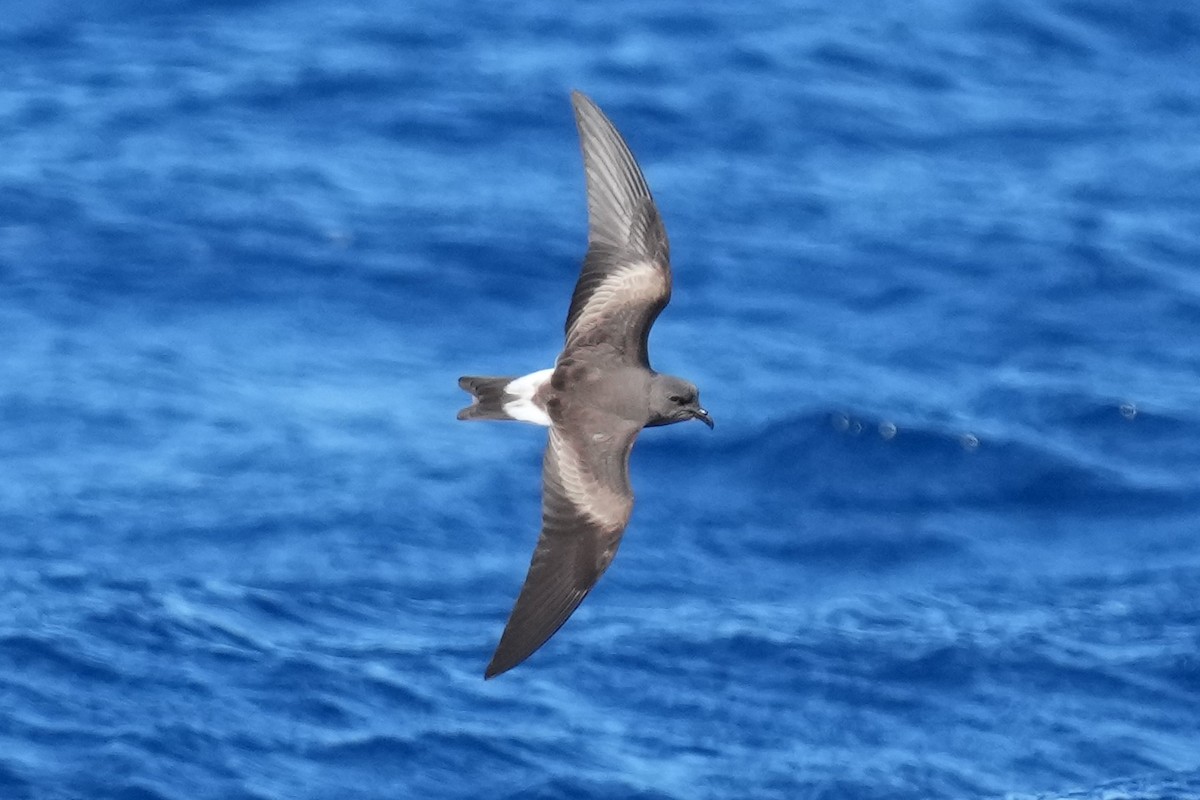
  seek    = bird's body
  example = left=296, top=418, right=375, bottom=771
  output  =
left=458, top=92, right=711, bottom=678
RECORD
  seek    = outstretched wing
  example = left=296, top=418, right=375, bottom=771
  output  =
left=485, top=413, right=640, bottom=678
left=563, top=91, right=671, bottom=368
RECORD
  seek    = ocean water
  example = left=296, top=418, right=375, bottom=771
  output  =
left=1, top=1, right=1199, bottom=798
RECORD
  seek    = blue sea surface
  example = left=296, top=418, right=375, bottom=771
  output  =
left=2, top=1, right=1199, bottom=798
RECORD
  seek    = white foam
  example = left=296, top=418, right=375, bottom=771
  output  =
left=502, top=368, right=554, bottom=426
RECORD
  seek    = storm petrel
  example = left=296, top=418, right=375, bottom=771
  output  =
left=458, top=91, right=712, bottom=678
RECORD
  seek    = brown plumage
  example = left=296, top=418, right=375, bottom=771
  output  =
left=458, top=92, right=712, bottom=679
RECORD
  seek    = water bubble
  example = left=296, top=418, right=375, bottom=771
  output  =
left=879, top=421, right=897, bottom=440
left=1119, top=402, right=1137, bottom=420
left=832, top=413, right=850, bottom=432
left=327, top=229, right=355, bottom=248
left=960, top=433, right=979, bottom=450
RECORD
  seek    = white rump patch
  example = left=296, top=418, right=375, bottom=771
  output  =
left=503, top=368, right=555, bottom=426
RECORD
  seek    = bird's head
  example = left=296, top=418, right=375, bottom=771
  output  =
left=647, top=375, right=713, bottom=429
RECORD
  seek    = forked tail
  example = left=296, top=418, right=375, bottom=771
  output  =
left=457, top=376, right=519, bottom=421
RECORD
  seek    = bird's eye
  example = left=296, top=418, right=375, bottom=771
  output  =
left=669, top=395, right=686, bottom=405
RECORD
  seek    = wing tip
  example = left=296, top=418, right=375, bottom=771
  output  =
left=570, top=89, right=613, bottom=135
left=570, top=89, right=596, bottom=111
left=483, top=643, right=525, bottom=680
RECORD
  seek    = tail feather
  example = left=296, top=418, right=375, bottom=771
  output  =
left=458, top=376, right=518, bottom=421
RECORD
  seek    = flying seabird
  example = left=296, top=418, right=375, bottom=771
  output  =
left=458, top=91, right=712, bottom=679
